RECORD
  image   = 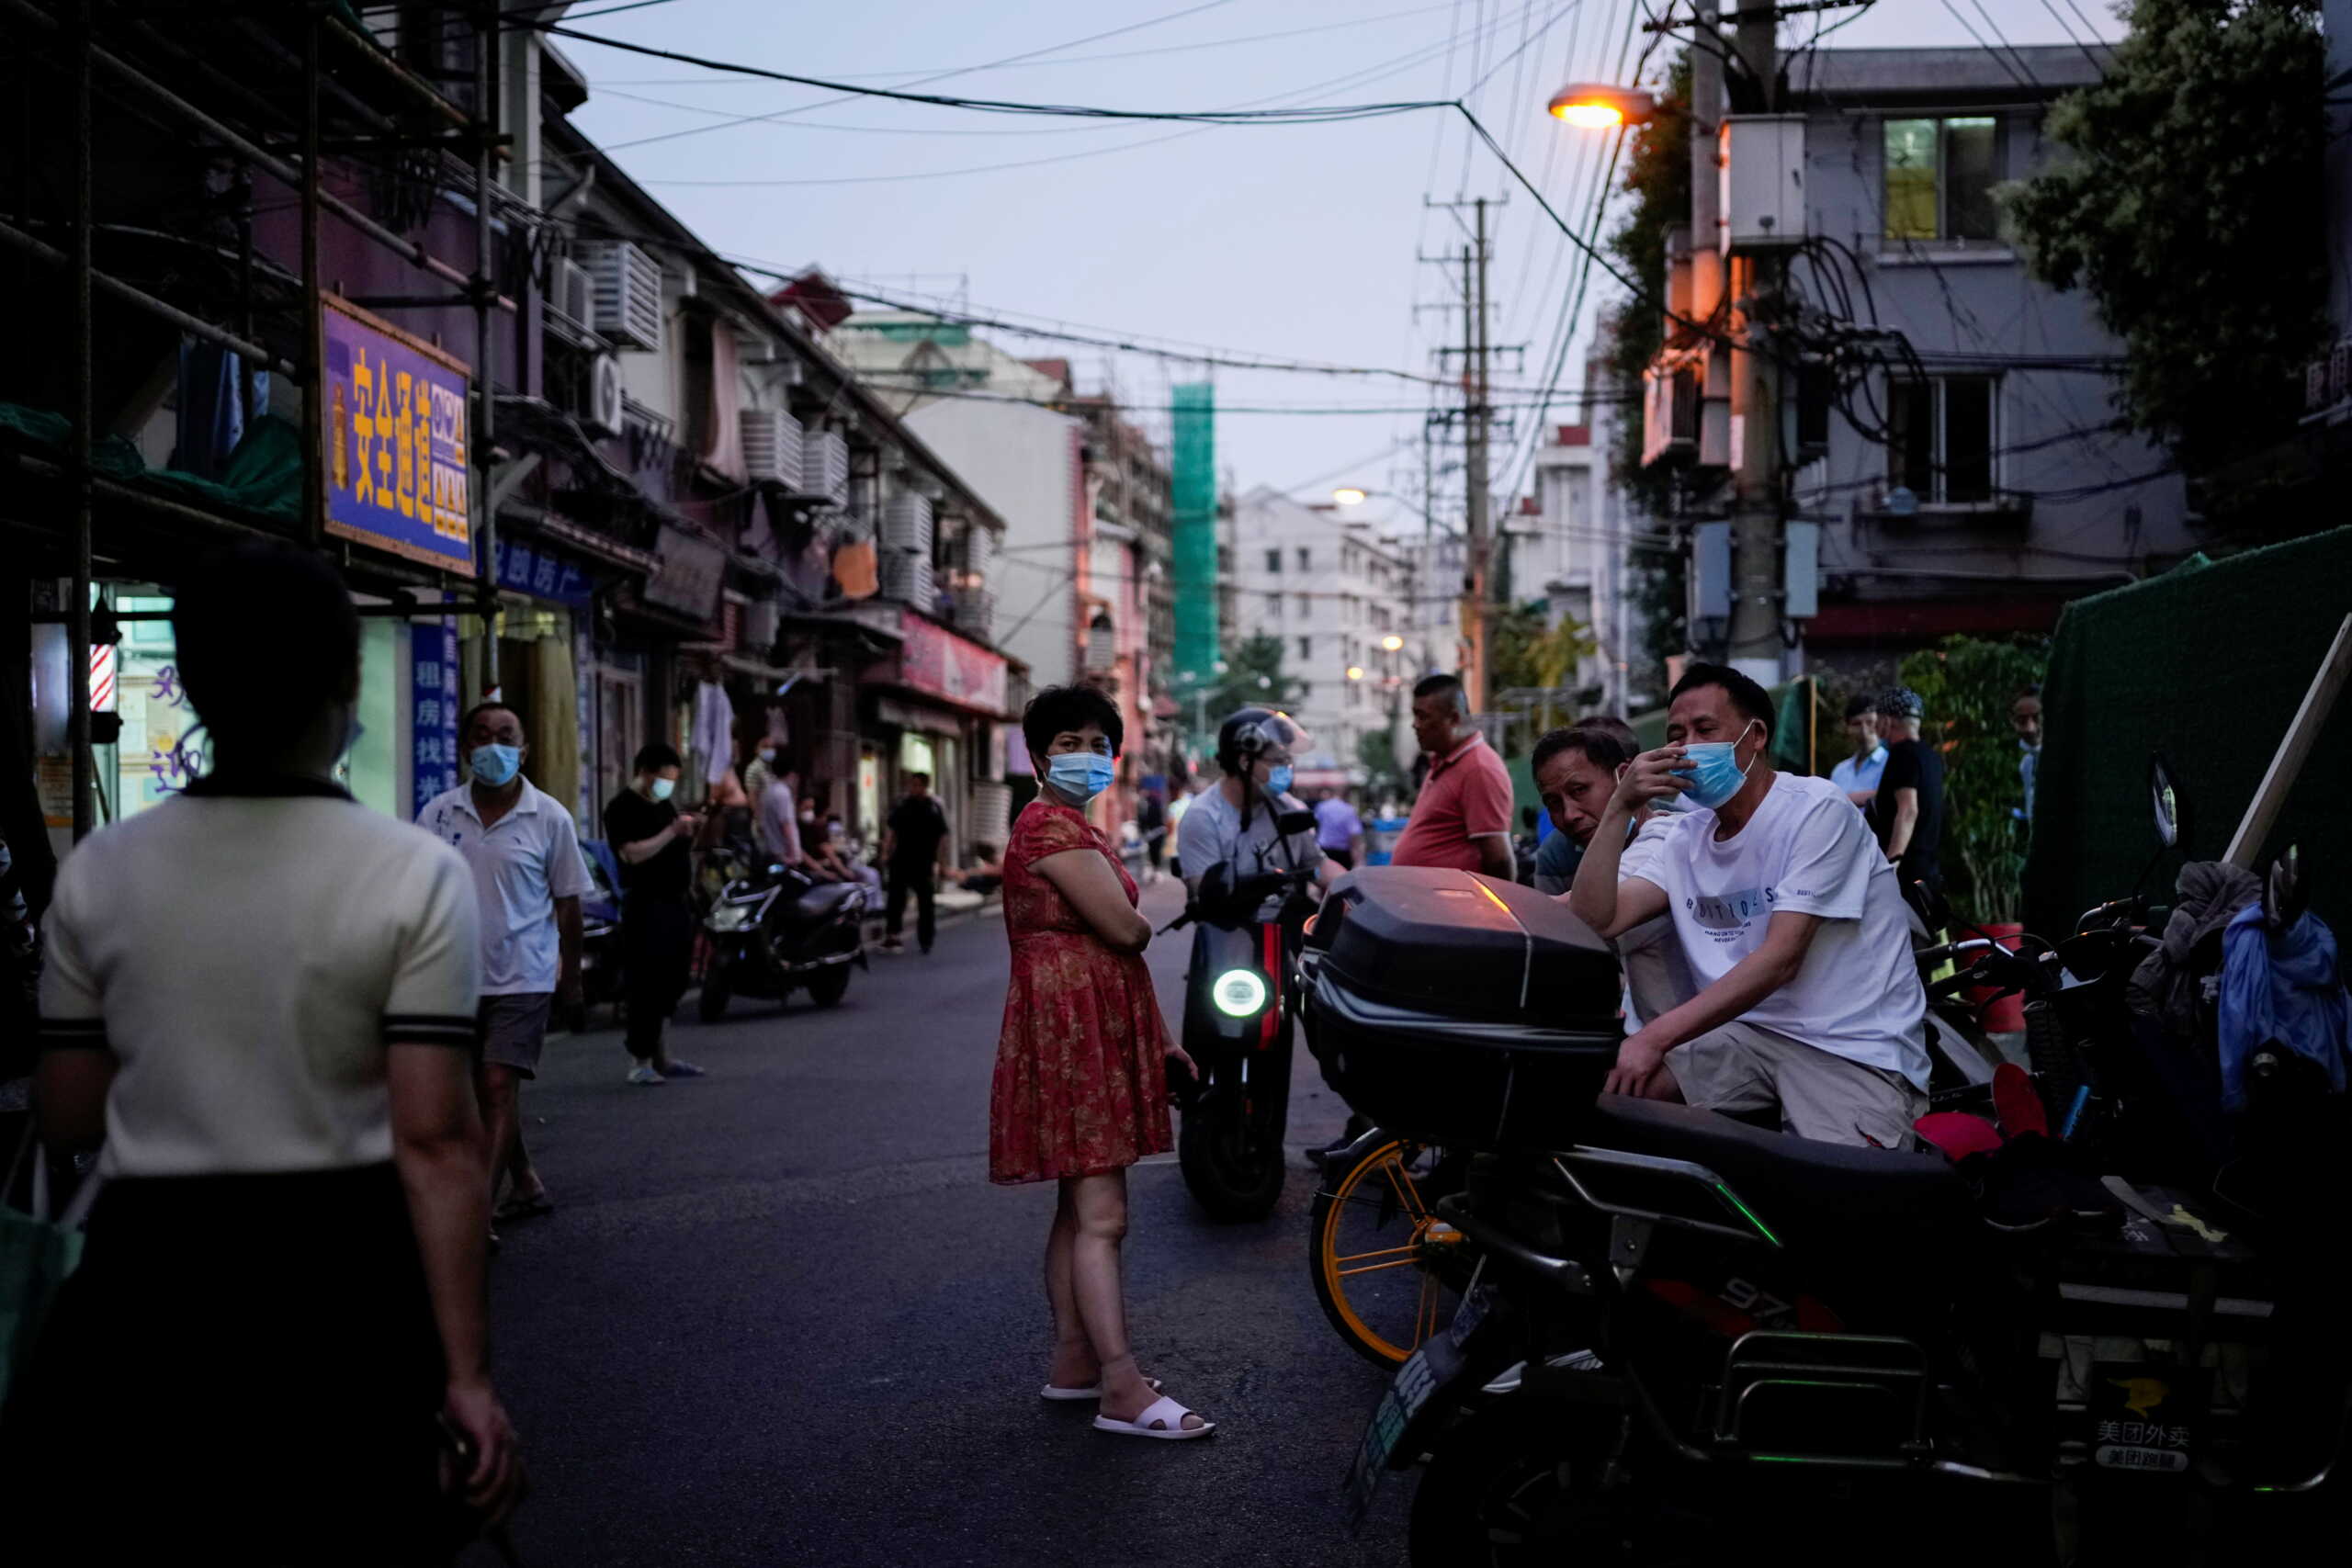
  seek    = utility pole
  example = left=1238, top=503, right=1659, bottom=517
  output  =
left=1463, top=197, right=1492, bottom=710
left=1724, top=3, right=1781, bottom=685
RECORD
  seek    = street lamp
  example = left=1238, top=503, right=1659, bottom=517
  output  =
left=1331, top=487, right=1369, bottom=507
left=1547, top=83, right=1656, bottom=130
left=1380, top=634, right=1404, bottom=653
left=1346, top=666, right=1365, bottom=682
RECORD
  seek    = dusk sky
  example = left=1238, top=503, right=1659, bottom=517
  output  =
left=557, top=1, right=2127, bottom=534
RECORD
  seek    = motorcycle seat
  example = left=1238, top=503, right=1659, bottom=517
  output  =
left=792, top=880, right=866, bottom=920
left=1585, top=1096, right=1970, bottom=1251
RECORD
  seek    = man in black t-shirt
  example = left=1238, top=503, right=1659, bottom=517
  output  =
left=603, top=741, right=706, bottom=1084
left=880, top=772, right=952, bottom=953
left=1872, top=687, right=1945, bottom=896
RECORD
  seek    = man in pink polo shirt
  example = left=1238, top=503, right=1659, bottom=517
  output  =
left=1392, top=673, right=1515, bottom=878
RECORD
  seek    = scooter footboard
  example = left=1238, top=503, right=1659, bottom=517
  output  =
left=1713, top=1330, right=1932, bottom=1457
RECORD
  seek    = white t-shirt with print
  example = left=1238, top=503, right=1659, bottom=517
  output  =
left=1626, top=772, right=1928, bottom=1089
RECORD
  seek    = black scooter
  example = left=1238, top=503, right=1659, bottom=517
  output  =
left=698, top=857, right=871, bottom=1021
left=1171, top=788, right=1318, bottom=1222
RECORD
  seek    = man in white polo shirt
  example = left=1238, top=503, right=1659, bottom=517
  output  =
left=1569, top=662, right=1928, bottom=1147
left=420, top=701, right=590, bottom=1222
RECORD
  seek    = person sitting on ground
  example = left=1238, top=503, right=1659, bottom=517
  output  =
left=1532, top=718, right=1693, bottom=1028
left=1567, top=662, right=1930, bottom=1148
left=1828, top=694, right=1887, bottom=812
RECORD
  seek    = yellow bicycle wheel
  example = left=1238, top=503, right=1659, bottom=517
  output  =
left=1308, top=1137, right=1467, bottom=1368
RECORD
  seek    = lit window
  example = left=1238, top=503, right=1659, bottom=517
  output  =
left=1883, top=117, right=1999, bottom=243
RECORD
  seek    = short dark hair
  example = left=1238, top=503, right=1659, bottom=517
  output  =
left=1532, top=717, right=1639, bottom=778
left=634, top=740, right=682, bottom=774
left=1412, top=672, right=1468, bottom=711
left=1843, top=694, right=1876, bottom=721
left=174, top=540, right=359, bottom=750
left=1669, top=661, right=1774, bottom=741
left=460, top=701, right=523, bottom=738
left=1022, top=684, right=1124, bottom=758
left=909, top=772, right=931, bottom=785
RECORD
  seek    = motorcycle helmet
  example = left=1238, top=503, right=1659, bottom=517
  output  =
left=1877, top=685, right=1926, bottom=721
left=1216, top=707, right=1308, bottom=776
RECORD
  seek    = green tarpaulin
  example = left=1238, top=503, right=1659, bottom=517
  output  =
left=2022, top=527, right=2352, bottom=941
left=1, top=401, right=302, bottom=525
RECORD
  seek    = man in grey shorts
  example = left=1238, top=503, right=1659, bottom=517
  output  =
left=420, top=702, right=591, bottom=1222
left=1567, top=663, right=1929, bottom=1148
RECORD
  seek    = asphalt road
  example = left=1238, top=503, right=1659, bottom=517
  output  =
left=468, top=878, right=1417, bottom=1567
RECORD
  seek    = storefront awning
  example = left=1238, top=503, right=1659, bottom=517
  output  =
left=876, top=608, right=1011, bottom=719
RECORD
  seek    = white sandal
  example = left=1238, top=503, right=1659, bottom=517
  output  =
left=1093, top=1394, right=1216, bottom=1440
left=1041, top=1377, right=1160, bottom=1403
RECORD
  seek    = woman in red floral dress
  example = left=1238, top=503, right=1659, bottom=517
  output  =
left=991, top=686, right=1213, bottom=1439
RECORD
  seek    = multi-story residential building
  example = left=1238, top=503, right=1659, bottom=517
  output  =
left=1642, top=45, right=2194, bottom=687
left=1509, top=400, right=1645, bottom=715
left=1227, top=488, right=1415, bottom=784
left=815, top=310, right=1159, bottom=828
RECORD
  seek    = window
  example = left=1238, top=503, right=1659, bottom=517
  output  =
left=1295, top=593, right=1310, bottom=616
left=1887, top=376, right=1997, bottom=503
left=1883, top=117, right=1999, bottom=243
left=1296, top=547, right=1311, bottom=571
left=1298, top=636, right=1312, bottom=661
left=1264, top=548, right=1282, bottom=573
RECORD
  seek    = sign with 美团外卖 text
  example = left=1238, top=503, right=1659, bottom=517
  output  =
left=322, top=293, right=475, bottom=575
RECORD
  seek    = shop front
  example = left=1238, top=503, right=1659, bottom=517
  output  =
left=862, top=609, right=1011, bottom=866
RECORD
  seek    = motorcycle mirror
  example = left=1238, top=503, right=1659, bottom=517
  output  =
left=2148, top=752, right=2185, bottom=852
left=2264, top=844, right=2307, bottom=931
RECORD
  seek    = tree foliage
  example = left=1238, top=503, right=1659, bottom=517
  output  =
left=1204, top=632, right=1301, bottom=724
left=1486, top=603, right=1600, bottom=753
left=2005, top=0, right=2328, bottom=478
left=1896, top=637, right=2048, bottom=926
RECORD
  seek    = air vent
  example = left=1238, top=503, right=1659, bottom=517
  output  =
left=579, top=240, right=664, bottom=352
left=802, top=428, right=850, bottom=504
left=741, top=409, right=804, bottom=486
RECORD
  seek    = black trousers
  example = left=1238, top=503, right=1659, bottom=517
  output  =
left=622, top=896, right=694, bottom=1059
left=886, top=863, right=938, bottom=951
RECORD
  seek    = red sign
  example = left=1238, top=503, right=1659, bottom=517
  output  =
left=898, top=611, right=1009, bottom=716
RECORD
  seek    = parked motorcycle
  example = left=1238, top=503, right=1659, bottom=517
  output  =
left=698, top=858, right=869, bottom=1021
left=567, top=839, right=626, bottom=1034
left=1171, top=794, right=1319, bottom=1222
left=1306, top=835, right=2346, bottom=1565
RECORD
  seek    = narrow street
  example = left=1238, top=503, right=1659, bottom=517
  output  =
left=471, top=880, right=1415, bottom=1567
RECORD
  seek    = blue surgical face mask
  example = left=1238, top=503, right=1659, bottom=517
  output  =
left=469, top=742, right=522, bottom=787
left=1046, top=751, right=1115, bottom=805
left=1265, top=763, right=1295, bottom=796
left=650, top=775, right=677, bottom=803
left=1667, top=721, right=1760, bottom=812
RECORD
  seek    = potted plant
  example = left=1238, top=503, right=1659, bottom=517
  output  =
left=1896, top=637, right=2046, bottom=1031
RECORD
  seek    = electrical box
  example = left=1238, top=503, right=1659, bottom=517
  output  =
left=1719, top=114, right=1808, bottom=254
left=1690, top=520, right=1733, bottom=629
left=1782, top=520, right=1821, bottom=620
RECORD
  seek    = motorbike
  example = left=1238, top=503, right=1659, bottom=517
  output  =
left=567, top=839, right=625, bottom=1034
left=1306, top=793, right=2346, bottom=1565
left=1170, top=790, right=1320, bottom=1222
left=698, top=852, right=871, bottom=1021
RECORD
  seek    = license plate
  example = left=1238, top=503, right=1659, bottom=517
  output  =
left=1344, top=1276, right=1489, bottom=1526
left=1450, top=1277, right=1493, bottom=1351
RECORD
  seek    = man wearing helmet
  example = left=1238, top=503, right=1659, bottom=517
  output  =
left=1180, top=708, right=1341, bottom=916
left=1872, top=686, right=1945, bottom=895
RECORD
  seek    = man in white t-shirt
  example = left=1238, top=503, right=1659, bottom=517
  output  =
left=419, top=702, right=591, bottom=1222
left=1568, top=663, right=1928, bottom=1147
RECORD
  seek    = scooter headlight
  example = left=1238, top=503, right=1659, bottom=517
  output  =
left=709, top=902, right=756, bottom=932
left=1210, top=967, right=1269, bottom=1019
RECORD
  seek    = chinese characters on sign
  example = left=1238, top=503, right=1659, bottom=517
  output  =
left=145, top=663, right=201, bottom=799
left=897, top=610, right=1010, bottom=716
left=322, top=293, right=475, bottom=575
left=412, top=618, right=461, bottom=816
left=493, top=540, right=594, bottom=607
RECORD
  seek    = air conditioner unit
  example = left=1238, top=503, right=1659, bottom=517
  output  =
left=1718, top=114, right=1808, bottom=254
left=1641, top=362, right=1699, bottom=467
left=803, top=427, right=850, bottom=504
left=585, top=352, right=625, bottom=436
left=579, top=240, right=664, bottom=352
left=882, top=493, right=933, bottom=554
left=740, top=408, right=804, bottom=486
left=552, top=256, right=595, bottom=336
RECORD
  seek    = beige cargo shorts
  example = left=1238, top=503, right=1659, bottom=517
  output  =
left=1665, top=1021, right=1925, bottom=1148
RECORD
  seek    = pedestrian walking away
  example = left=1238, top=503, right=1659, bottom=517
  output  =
left=881, top=770, right=951, bottom=953
left=1312, top=785, right=1364, bottom=871
left=1390, top=672, right=1515, bottom=878
left=989, top=686, right=1213, bottom=1439
left=605, top=743, right=707, bottom=1085
left=1, top=540, right=524, bottom=1561
left=420, top=701, right=591, bottom=1226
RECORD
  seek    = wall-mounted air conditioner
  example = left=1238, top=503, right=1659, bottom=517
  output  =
left=741, top=409, right=805, bottom=486
left=803, top=428, right=850, bottom=505
left=579, top=240, right=664, bottom=352
left=585, top=352, right=625, bottom=436
left=552, top=257, right=595, bottom=337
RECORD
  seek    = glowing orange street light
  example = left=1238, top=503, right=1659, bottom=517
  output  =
left=1547, top=84, right=1656, bottom=130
